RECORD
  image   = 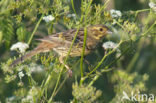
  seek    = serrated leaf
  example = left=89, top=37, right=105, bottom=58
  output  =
left=16, top=26, right=31, bottom=42
left=0, top=18, right=15, bottom=49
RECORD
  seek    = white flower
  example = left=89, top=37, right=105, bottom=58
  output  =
left=18, top=71, right=24, bottom=79
left=43, top=15, right=55, bottom=22
left=10, top=42, right=29, bottom=53
left=29, top=63, right=43, bottom=73
left=23, top=63, right=44, bottom=76
left=110, top=9, right=122, bottom=18
left=22, top=95, right=33, bottom=103
left=149, top=2, right=156, bottom=8
left=22, top=86, right=40, bottom=103
left=6, top=96, right=16, bottom=103
left=103, top=41, right=121, bottom=57
left=103, top=41, right=121, bottom=52
left=103, top=41, right=118, bottom=49
left=149, top=2, right=156, bottom=12
left=67, top=13, right=76, bottom=18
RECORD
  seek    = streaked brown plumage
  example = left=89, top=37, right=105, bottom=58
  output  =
left=10, top=25, right=112, bottom=76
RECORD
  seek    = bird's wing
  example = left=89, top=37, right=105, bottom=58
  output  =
left=36, top=28, right=85, bottom=47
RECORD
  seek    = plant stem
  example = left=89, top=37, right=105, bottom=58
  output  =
left=126, top=21, right=156, bottom=72
left=93, top=0, right=110, bottom=19
left=53, top=75, right=68, bottom=97
left=71, top=0, right=77, bottom=15
left=28, top=14, right=44, bottom=45
left=141, top=21, right=156, bottom=37
left=80, top=27, right=87, bottom=85
left=48, top=66, right=64, bottom=103
left=86, top=41, right=122, bottom=77
left=48, top=23, right=82, bottom=103
left=135, top=9, right=150, bottom=17
left=89, top=45, right=132, bottom=86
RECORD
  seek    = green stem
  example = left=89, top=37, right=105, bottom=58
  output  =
left=39, top=71, right=53, bottom=100
left=80, top=27, right=87, bottom=85
left=103, top=0, right=111, bottom=9
left=93, top=0, right=110, bottom=19
left=65, top=27, right=80, bottom=62
left=53, top=75, right=68, bottom=97
left=86, top=41, right=122, bottom=77
left=27, top=14, right=44, bottom=45
left=48, top=66, right=64, bottom=103
left=126, top=51, right=139, bottom=72
left=79, top=0, right=93, bottom=85
left=135, top=9, right=150, bottom=17
left=141, top=21, right=156, bottom=37
left=89, top=45, right=131, bottom=86
left=87, top=9, right=155, bottom=87
left=71, top=0, right=77, bottom=15
left=48, top=28, right=80, bottom=101
left=114, top=19, right=125, bottom=30
left=126, top=21, right=156, bottom=72
left=48, top=17, right=84, bottom=102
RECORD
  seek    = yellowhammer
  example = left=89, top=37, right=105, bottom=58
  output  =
left=10, top=25, right=112, bottom=76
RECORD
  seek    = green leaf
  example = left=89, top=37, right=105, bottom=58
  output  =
left=0, top=17, right=15, bottom=49
left=16, top=26, right=31, bottom=42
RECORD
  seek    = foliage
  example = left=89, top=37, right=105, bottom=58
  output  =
left=0, top=0, right=156, bottom=103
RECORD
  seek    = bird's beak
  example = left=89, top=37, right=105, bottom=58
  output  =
left=106, top=30, right=113, bottom=34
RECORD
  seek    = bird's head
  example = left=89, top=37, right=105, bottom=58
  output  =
left=87, top=25, right=112, bottom=40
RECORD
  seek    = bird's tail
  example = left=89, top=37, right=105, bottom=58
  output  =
left=10, top=50, right=41, bottom=67
left=10, top=41, right=56, bottom=67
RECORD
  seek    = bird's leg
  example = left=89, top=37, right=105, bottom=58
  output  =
left=59, top=56, right=72, bottom=77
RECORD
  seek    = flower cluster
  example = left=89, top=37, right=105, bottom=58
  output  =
left=149, top=2, right=156, bottom=12
left=103, top=41, right=121, bottom=58
left=10, top=42, right=29, bottom=53
left=5, top=96, right=16, bottom=103
left=43, top=15, right=55, bottom=22
left=21, top=86, right=41, bottom=103
left=18, top=71, right=24, bottom=79
left=72, top=82, right=102, bottom=102
left=110, top=9, right=122, bottom=18
left=67, top=13, right=76, bottom=18
left=26, top=63, right=44, bottom=76
left=102, top=41, right=119, bottom=50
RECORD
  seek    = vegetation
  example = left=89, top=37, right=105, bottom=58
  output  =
left=0, top=0, right=155, bottom=102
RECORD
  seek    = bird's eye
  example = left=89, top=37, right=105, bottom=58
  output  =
left=99, top=28, right=103, bottom=31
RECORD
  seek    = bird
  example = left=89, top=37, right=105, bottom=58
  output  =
left=10, top=25, right=112, bottom=76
